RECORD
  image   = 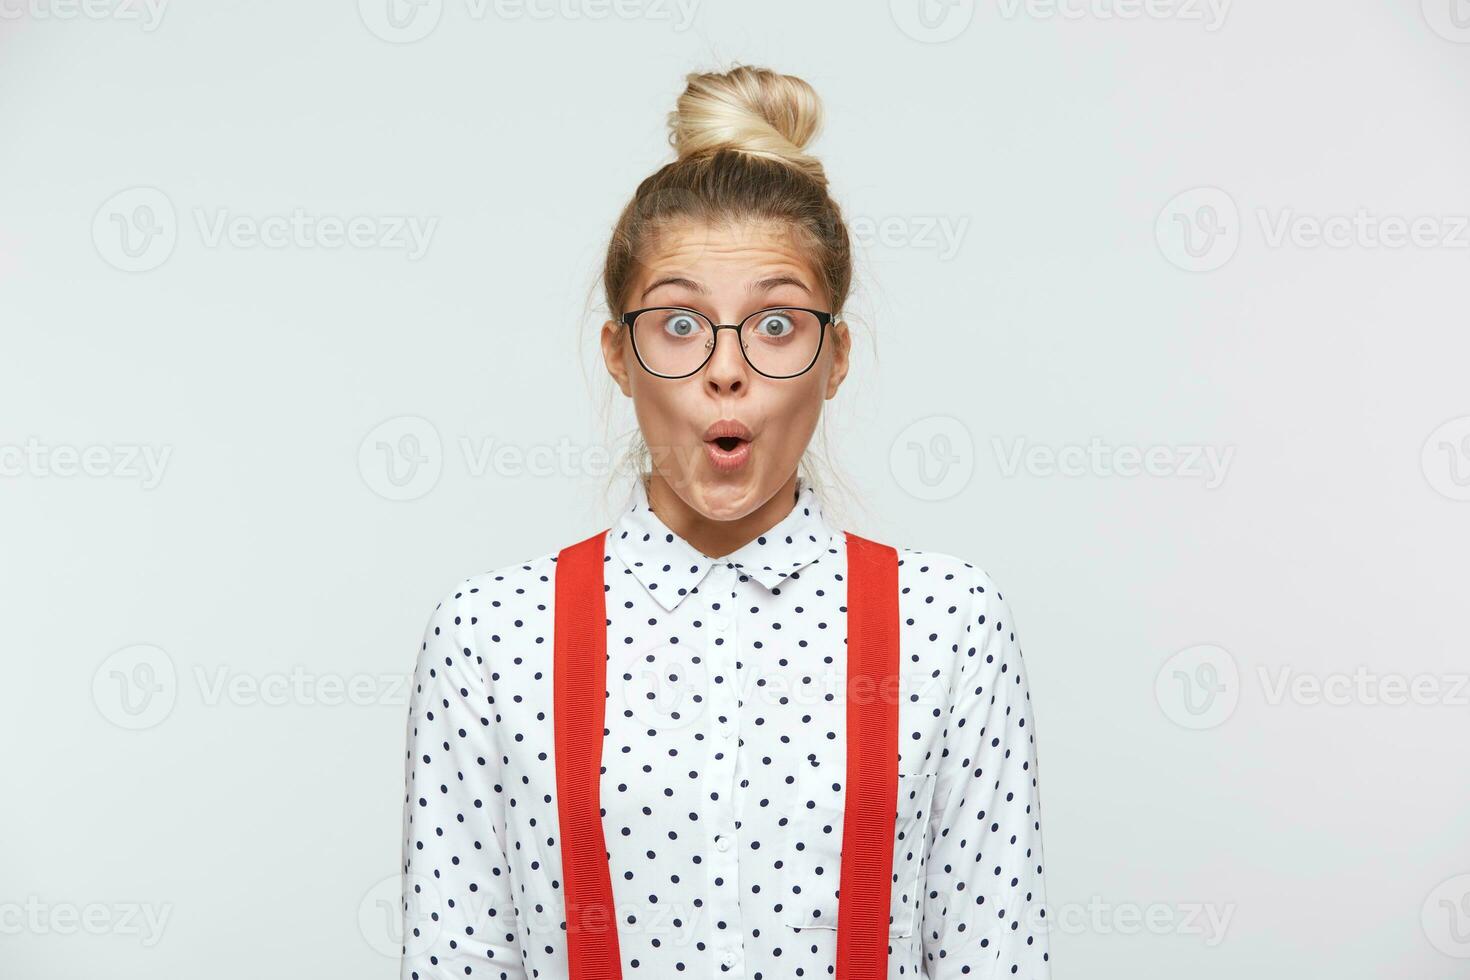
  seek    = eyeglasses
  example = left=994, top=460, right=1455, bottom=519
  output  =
left=620, top=306, right=834, bottom=380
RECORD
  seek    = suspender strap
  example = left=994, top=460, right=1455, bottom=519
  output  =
left=837, top=530, right=901, bottom=980
left=553, top=527, right=900, bottom=980
left=553, top=528, right=622, bottom=980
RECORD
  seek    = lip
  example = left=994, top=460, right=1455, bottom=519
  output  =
left=704, top=437, right=752, bottom=472
left=703, top=418, right=754, bottom=472
left=702, top=418, right=754, bottom=442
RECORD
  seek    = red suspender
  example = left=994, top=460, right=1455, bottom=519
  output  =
left=836, top=530, right=901, bottom=979
left=553, top=527, right=900, bottom=980
left=553, top=529, right=621, bottom=980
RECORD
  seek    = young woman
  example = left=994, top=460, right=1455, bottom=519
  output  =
left=401, top=65, right=1051, bottom=980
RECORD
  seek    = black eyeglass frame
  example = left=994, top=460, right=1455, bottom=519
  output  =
left=619, top=305, right=835, bottom=380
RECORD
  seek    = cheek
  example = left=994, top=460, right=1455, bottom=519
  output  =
left=765, top=382, right=826, bottom=441
left=629, top=378, right=699, bottom=440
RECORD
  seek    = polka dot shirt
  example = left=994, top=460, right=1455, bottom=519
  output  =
left=401, top=476, right=1051, bottom=979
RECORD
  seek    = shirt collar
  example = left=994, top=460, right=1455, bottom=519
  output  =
left=607, top=475, right=839, bottom=613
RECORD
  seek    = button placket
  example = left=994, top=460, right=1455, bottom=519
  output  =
left=704, top=563, right=743, bottom=974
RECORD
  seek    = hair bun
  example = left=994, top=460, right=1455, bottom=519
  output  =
left=667, top=64, right=827, bottom=186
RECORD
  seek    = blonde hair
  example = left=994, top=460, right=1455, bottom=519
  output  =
left=596, top=64, right=860, bottom=515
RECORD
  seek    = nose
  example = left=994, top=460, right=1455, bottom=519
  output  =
left=702, top=325, right=749, bottom=393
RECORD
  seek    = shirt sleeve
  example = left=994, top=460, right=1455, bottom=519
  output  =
left=400, top=585, right=527, bottom=980
left=920, top=569, right=1051, bottom=978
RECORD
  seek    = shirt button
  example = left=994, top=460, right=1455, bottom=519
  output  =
left=715, top=834, right=732, bottom=851
left=721, top=950, right=737, bottom=968
left=710, top=616, right=731, bottom=632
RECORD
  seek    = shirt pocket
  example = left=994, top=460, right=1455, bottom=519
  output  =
left=781, top=770, right=937, bottom=938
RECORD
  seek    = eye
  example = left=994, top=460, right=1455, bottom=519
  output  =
left=752, top=311, right=795, bottom=337
left=662, top=312, right=702, bottom=338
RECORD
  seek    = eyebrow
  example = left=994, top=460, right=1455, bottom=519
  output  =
left=640, top=274, right=813, bottom=301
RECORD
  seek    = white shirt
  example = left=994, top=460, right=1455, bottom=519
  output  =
left=401, top=476, right=1051, bottom=979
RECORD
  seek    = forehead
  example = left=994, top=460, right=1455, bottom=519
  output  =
left=636, top=217, right=821, bottom=284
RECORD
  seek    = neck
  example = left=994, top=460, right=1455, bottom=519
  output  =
left=644, top=471, right=801, bottom=560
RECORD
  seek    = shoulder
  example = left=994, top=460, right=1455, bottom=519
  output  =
left=889, top=542, right=1008, bottom=605
left=422, top=547, right=563, bottom=625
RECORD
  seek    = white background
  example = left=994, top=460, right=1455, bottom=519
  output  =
left=3, top=1, right=1469, bottom=977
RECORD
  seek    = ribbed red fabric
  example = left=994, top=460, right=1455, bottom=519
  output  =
left=553, top=527, right=900, bottom=980
left=835, top=530, right=900, bottom=980
left=553, top=529, right=621, bottom=980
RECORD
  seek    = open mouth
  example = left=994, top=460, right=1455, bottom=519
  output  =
left=702, top=419, right=754, bottom=469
